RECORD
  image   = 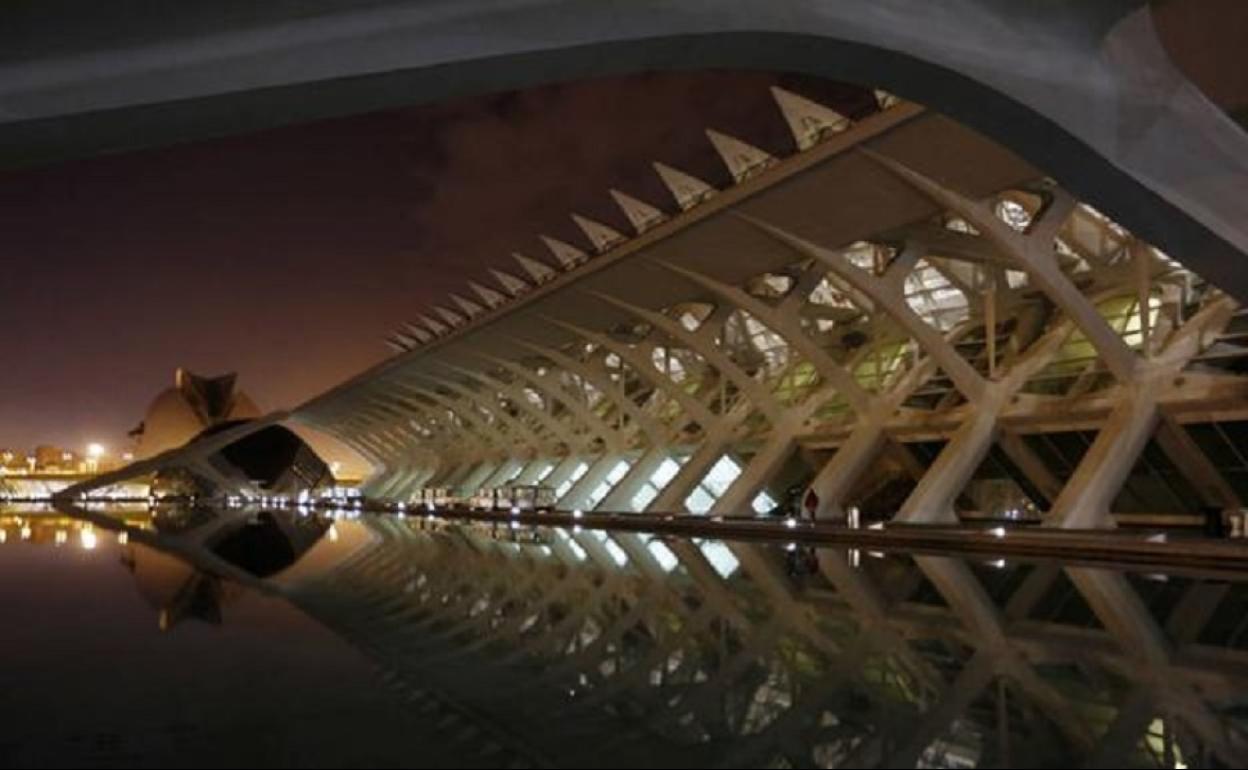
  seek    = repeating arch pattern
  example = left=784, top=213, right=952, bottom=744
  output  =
left=297, top=91, right=1247, bottom=529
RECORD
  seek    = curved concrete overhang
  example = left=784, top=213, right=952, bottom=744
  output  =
left=1, top=1, right=1246, bottom=300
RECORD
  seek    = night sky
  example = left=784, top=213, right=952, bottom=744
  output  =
left=0, top=71, right=876, bottom=453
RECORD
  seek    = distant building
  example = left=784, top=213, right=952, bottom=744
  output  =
left=132, top=369, right=262, bottom=460
left=133, top=369, right=332, bottom=498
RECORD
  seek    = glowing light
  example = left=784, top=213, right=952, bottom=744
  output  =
left=988, top=526, right=1006, bottom=538
left=80, top=529, right=98, bottom=550
left=55, top=530, right=68, bottom=546
left=327, top=525, right=339, bottom=542
left=572, top=509, right=584, bottom=519
left=86, top=443, right=105, bottom=459
left=117, top=532, right=128, bottom=546
left=785, top=517, right=797, bottom=529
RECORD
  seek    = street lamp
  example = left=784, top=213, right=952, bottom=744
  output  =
left=85, top=443, right=105, bottom=473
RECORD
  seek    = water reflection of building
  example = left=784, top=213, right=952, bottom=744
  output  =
left=37, top=499, right=1248, bottom=767
left=0, top=509, right=147, bottom=547
left=278, top=518, right=1248, bottom=768
left=117, top=507, right=332, bottom=630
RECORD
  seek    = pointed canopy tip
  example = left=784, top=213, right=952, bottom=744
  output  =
left=418, top=313, right=449, bottom=335
left=874, top=89, right=901, bottom=109
left=770, top=86, right=851, bottom=150
left=571, top=213, right=625, bottom=253
left=652, top=161, right=716, bottom=211
left=705, top=128, right=776, bottom=183
left=512, top=252, right=558, bottom=283
left=433, top=305, right=465, bottom=326
left=449, top=292, right=484, bottom=317
left=539, top=234, right=588, bottom=269
left=402, top=322, right=433, bottom=342
left=489, top=267, right=530, bottom=297
left=609, top=188, right=666, bottom=234
left=469, top=280, right=507, bottom=308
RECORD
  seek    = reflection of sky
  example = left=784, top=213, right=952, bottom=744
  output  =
left=0, top=522, right=457, bottom=767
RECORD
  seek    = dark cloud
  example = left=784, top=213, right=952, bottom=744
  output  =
left=0, top=70, right=875, bottom=452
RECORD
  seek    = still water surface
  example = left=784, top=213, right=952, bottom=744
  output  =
left=0, top=503, right=1244, bottom=768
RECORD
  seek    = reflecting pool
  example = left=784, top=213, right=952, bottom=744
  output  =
left=0, top=502, right=1244, bottom=768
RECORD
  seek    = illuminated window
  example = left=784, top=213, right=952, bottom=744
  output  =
left=751, top=490, right=778, bottom=515
left=651, top=346, right=688, bottom=383
left=695, top=539, right=740, bottom=578
left=646, top=538, right=680, bottom=572
left=995, top=198, right=1033, bottom=232
left=554, top=528, right=588, bottom=561
left=685, top=455, right=742, bottom=514
left=588, top=529, right=629, bottom=566
left=585, top=460, right=632, bottom=509
left=555, top=461, right=590, bottom=498
left=630, top=456, right=685, bottom=511
left=903, top=259, right=969, bottom=331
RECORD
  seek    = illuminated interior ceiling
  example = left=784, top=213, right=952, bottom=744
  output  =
left=292, top=89, right=1247, bottom=528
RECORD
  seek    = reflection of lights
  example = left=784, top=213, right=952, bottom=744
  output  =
left=54, top=530, right=68, bottom=546
left=20, top=526, right=32, bottom=541
left=327, top=525, right=339, bottom=542
left=988, top=558, right=1006, bottom=569
left=117, top=532, right=128, bottom=546
left=0, top=530, right=6, bottom=544
left=80, top=529, right=97, bottom=550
